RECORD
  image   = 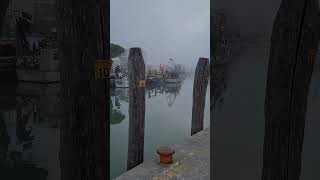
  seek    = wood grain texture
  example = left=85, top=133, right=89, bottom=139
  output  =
left=191, top=58, right=210, bottom=135
left=127, top=48, right=146, bottom=170
left=262, top=0, right=320, bottom=180
left=0, top=0, right=9, bottom=32
left=57, top=0, right=110, bottom=179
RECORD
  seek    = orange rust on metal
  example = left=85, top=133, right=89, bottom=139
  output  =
left=157, top=147, right=175, bottom=164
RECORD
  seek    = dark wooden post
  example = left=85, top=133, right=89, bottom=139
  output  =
left=0, top=0, right=9, bottom=32
left=15, top=19, right=24, bottom=59
left=127, top=48, right=145, bottom=170
left=57, top=0, right=110, bottom=179
left=0, top=113, right=9, bottom=161
left=191, top=58, right=210, bottom=135
left=262, top=0, right=320, bottom=180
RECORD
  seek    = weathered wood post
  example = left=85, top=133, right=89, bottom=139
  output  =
left=0, top=0, right=10, bottom=31
left=57, top=0, right=110, bottom=179
left=191, top=58, right=210, bottom=135
left=262, top=0, right=320, bottom=180
left=127, top=48, right=146, bottom=170
left=0, top=114, right=9, bottom=161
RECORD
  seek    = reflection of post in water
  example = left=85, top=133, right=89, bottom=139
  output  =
left=211, top=55, right=231, bottom=110
left=191, top=58, right=209, bottom=135
left=163, top=83, right=182, bottom=107
left=127, top=48, right=146, bottom=170
left=146, top=84, right=165, bottom=98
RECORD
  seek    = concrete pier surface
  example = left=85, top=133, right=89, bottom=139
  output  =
left=115, top=128, right=210, bottom=180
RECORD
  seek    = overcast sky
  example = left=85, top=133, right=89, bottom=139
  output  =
left=111, top=0, right=210, bottom=67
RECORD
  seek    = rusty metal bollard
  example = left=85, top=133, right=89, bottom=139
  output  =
left=157, top=147, right=175, bottom=164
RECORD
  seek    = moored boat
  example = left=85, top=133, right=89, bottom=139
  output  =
left=164, top=78, right=182, bottom=83
left=163, top=58, right=183, bottom=84
left=146, top=75, right=164, bottom=86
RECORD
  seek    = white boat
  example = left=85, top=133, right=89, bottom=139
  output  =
left=164, top=78, right=182, bottom=83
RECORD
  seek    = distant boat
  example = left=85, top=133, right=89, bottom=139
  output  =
left=146, top=75, right=164, bottom=86
left=164, top=78, right=182, bottom=83
left=163, top=58, right=183, bottom=83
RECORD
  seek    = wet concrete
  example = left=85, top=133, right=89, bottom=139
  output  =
left=115, top=128, right=210, bottom=180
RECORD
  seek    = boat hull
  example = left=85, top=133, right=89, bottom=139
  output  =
left=164, top=78, right=182, bottom=83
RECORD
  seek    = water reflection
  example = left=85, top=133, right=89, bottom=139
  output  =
left=110, top=77, right=210, bottom=179
left=0, top=82, right=61, bottom=180
left=111, top=82, right=183, bottom=112
left=145, top=83, right=182, bottom=107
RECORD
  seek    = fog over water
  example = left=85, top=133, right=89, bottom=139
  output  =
left=111, top=0, right=210, bottom=67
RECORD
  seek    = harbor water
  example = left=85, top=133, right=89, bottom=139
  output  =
left=0, top=76, right=210, bottom=180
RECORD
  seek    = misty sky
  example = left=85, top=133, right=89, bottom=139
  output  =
left=111, top=0, right=210, bottom=67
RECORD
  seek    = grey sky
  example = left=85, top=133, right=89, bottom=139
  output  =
left=111, top=0, right=210, bottom=67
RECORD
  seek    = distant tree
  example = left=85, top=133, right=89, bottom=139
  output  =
left=110, top=43, right=125, bottom=58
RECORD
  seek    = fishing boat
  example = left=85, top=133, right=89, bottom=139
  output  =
left=146, top=75, right=164, bottom=86
left=163, top=58, right=183, bottom=83
left=164, top=78, right=182, bottom=83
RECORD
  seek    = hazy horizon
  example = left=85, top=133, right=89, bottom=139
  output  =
left=111, top=0, right=210, bottom=67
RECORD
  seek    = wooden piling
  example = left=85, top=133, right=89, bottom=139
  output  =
left=127, top=48, right=146, bottom=170
left=57, top=0, right=110, bottom=179
left=262, top=0, right=320, bottom=180
left=0, top=0, right=10, bottom=32
left=191, top=58, right=210, bottom=135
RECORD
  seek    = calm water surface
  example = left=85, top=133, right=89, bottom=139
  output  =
left=0, top=76, right=210, bottom=180
left=110, top=77, right=210, bottom=179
